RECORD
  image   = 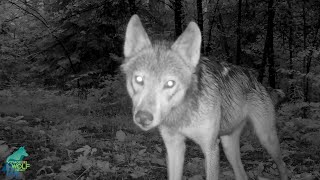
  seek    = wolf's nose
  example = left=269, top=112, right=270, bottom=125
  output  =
left=135, top=110, right=153, bottom=126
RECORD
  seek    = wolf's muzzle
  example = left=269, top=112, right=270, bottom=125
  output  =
left=134, top=110, right=153, bottom=127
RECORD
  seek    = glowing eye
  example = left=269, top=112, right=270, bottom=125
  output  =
left=135, top=76, right=144, bottom=85
left=164, top=80, right=175, bottom=89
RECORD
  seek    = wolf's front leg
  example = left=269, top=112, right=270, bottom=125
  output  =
left=160, top=127, right=186, bottom=180
left=201, top=138, right=220, bottom=180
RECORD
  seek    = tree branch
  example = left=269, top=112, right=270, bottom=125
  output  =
left=8, top=0, right=76, bottom=73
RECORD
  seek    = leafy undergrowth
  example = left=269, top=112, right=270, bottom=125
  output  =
left=0, top=88, right=319, bottom=180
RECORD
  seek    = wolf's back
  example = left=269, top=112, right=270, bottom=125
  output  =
left=196, top=58, right=274, bottom=135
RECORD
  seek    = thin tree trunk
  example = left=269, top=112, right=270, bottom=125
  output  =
left=287, top=0, right=294, bottom=97
left=174, top=0, right=183, bottom=38
left=197, top=0, right=204, bottom=53
left=205, top=0, right=220, bottom=55
left=258, top=0, right=275, bottom=86
left=236, top=0, right=242, bottom=65
left=128, top=0, right=137, bottom=15
left=287, top=0, right=293, bottom=79
left=302, top=0, right=307, bottom=73
left=305, top=7, right=320, bottom=102
left=302, top=0, right=308, bottom=116
left=218, top=9, right=231, bottom=63
left=268, top=0, right=275, bottom=88
left=302, top=0, right=308, bottom=102
left=258, top=34, right=268, bottom=83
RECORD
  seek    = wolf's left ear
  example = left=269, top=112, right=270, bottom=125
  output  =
left=171, top=22, right=201, bottom=68
left=124, top=15, right=151, bottom=58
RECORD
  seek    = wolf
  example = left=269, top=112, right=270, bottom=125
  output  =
left=121, top=15, right=288, bottom=180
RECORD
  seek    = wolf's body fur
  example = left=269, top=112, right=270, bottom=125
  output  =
left=122, top=15, right=288, bottom=180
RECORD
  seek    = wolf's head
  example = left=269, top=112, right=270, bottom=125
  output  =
left=121, top=15, right=201, bottom=131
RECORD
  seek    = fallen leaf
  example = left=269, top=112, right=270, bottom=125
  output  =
left=14, top=116, right=24, bottom=121
left=76, top=145, right=91, bottom=157
left=257, top=162, right=264, bottom=173
left=222, top=170, right=234, bottom=177
left=60, top=162, right=81, bottom=172
left=155, top=144, right=162, bottom=153
left=15, top=120, right=28, bottom=125
left=91, top=148, right=97, bottom=155
left=151, top=156, right=166, bottom=166
left=114, top=154, right=125, bottom=163
left=96, top=160, right=111, bottom=172
left=130, top=166, right=147, bottom=178
left=188, top=174, right=203, bottom=180
left=138, top=149, right=146, bottom=155
left=257, top=176, right=270, bottom=180
left=116, top=130, right=126, bottom=142
left=240, top=144, right=255, bottom=152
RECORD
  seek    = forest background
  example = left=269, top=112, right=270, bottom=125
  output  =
left=0, top=0, right=319, bottom=179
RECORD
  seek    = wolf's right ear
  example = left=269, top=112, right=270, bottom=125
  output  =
left=124, top=15, right=151, bottom=58
left=172, top=22, right=201, bottom=68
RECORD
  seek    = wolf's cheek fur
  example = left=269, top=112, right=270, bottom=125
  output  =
left=158, top=85, right=186, bottom=119
left=129, top=82, right=143, bottom=105
left=126, top=76, right=144, bottom=111
left=126, top=77, right=135, bottom=97
left=127, top=73, right=145, bottom=97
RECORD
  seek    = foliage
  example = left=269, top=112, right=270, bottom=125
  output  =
left=1, top=0, right=319, bottom=101
left=0, top=88, right=319, bottom=179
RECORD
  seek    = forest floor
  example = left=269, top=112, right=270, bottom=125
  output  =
left=0, top=87, right=319, bottom=180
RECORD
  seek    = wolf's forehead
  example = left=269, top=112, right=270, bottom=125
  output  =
left=134, top=46, right=186, bottom=74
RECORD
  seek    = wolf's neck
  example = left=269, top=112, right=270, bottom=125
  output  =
left=161, top=74, right=200, bottom=129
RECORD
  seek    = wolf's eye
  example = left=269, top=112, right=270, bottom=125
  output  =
left=135, top=76, right=144, bottom=85
left=164, top=80, right=175, bottom=89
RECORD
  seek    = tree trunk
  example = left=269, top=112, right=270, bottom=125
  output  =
left=174, top=0, right=183, bottom=38
left=205, top=0, right=220, bottom=55
left=302, top=0, right=308, bottom=102
left=236, top=0, right=242, bottom=65
left=197, top=0, right=204, bottom=53
left=286, top=0, right=294, bottom=97
left=258, top=0, right=275, bottom=88
left=268, top=0, right=275, bottom=88
left=258, top=33, right=268, bottom=83
left=305, top=6, right=320, bottom=102
left=218, top=9, right=231, bottom=63
left=302, top=0, right=307, bottom=72
left=128, top=0, right=137, bottom=15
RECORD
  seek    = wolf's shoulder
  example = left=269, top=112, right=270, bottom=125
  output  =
left=198, top=57, right=258, bottom=83
left=198, top=57, right=237, bottom=76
